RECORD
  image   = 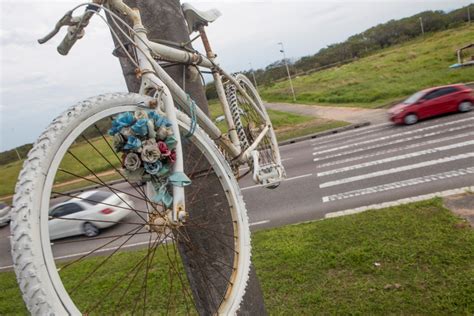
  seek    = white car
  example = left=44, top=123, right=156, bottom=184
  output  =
left=49, top=190, right=134, bottom=240
left=0, top=202, right=11, bottom=227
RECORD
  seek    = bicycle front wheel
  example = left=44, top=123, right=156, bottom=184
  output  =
left=226, top=74, right=285, bottom=186
left=11, top=93, right=251, bottom=315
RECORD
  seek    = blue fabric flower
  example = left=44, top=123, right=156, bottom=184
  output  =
left=131, top=118, right=148, bottom=136
left=165, top=135, right=177, bottom=150
left=109, top=112, right=135, bottom=135
left=151, top=181, right=173, bottom=208
left=169, top=172, right=191, bottom=187
left=155, top=163, right=171, bottom=177
left=155, top=115, right=172, bottom=128
left=144, top=161, right=163, bottom=175
left=123, top=135, right=142, bottom=150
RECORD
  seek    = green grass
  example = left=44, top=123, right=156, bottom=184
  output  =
left=1, top=198, right=473, bottom=314
left=261, top=26, right=474, bottom=108
left=0, top=137, right=120, bottom=198
left=254, top=198, right=474, bottom=314
left=208, top=101, right=348, bottom=141
left=275, top=120, right=349, bottom=141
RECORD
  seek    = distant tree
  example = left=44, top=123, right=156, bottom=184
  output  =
left=250, top=4, right=471, bottom=86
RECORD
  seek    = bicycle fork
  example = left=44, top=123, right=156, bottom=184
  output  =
left=132, top=21, right=187, bottom=229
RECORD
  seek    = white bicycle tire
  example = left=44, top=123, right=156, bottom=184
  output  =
left=10, top=93, right=251, bottom=315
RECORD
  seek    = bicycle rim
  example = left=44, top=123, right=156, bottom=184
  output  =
left=227, top=74, right=282, bottom=169
left=11, top=93, right=250, bottom=315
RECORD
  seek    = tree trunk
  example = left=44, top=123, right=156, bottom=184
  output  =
left=106, top=1, right=267, bottom=314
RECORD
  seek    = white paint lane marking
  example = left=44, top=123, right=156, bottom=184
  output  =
left=310, top=122, right=392, bottom=145
left=250, top=220, right=270, bottom=226
left=313, top=115, right=474, bottom=151
left=0, top=240, right=168, bottom=271
left=241, top=173, right=313, bottom=191
left=316, top=131, right=474, bottom=168
left=322, top=167, right=474, bottom=202
left=317, top=140, right=474, bottom=177
left=53, top=240, right=166, bottom=261
left=324, top=186, right=474, bottom=218
left=239, top=157, right=293, bottom=172
left=319, top=152, right=474, bottom=188
left=312, top=116, right=474, bottom=155
left=313, top=124, right=471, bottom=161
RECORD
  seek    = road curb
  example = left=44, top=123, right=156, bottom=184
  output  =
left=278, top=121, right=371, bottom=146
left=324, top=186, right=474, bottom=219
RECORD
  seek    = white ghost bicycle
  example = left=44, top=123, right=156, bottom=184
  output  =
left=11, top=0, right=285, bottom=315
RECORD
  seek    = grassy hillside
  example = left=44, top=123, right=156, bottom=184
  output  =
left=261, top=26, right=474, bottom=108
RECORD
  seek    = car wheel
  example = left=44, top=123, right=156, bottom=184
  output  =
left=83, top=222, right=99, bottom=237
left=458, top=101, right=473, bottom=112
left=404, top=113, right=418, bottom=125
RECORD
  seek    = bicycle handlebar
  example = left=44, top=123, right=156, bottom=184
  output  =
left=38, top=6, right=98, bottom=55
left=38, top=10, right=74, bottom=44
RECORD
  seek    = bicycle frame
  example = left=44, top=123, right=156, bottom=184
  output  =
left=107, top=0, right=270, bottom=222
left=108, top=0, right=268, bottom=161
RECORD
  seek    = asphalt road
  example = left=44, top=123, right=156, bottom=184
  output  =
left=1, top=111, right=473, bottom=270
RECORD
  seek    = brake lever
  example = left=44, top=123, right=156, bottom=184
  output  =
left=38, top=10, right=76, bottom=44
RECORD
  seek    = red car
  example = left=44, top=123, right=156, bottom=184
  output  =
left=388, top=84, right=474, bottom=125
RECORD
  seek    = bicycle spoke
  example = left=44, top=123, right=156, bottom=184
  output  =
left=111, top=232, right=168, bottom=315
left=68, top=225, right=144, bottom=295
left=85, top=232, right=167, bottom=313
left=51, top=190, right=147, bottom=215
left=58, top=225, right=144, bottom=271
left=53, top=230, right=152, bottom=244
left=66, top=149, right=148, bottom=223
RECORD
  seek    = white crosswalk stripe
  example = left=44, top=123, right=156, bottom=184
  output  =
left=310, top=122, right=391, bottom=146
left=319, top=152, right=474, bottom=188
left=317, top=140, right=474, bottom=177
left=313, top=124, right=471, bottom=161
left=322, top=167, right=474, bottom=202
left=316, top=131, right=474, bottom=168
left=313, top=116, right=474, bottom=155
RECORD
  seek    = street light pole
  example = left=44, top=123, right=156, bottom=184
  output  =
left=468, top=6, right=471, bottom=25
left=419, top=17, right=424, bottom=37
left=277, top=42, right=296, bottom=102
left=248, top=62, right=258, bottom=89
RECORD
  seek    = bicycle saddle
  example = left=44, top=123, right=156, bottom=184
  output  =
left=182, top=3, right=221, bottom=33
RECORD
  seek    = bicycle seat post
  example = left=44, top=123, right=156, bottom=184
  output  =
left=198, top=26, right=216, bottom=60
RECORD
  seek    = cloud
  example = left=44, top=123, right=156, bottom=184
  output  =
left=1, top=0, right=472, bottom=150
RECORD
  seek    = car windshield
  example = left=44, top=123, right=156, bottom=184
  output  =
left=403, top=91, right=425, bottom=104
left=84, top=191, right=113, bottom=205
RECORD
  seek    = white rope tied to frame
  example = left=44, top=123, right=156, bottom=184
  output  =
left=184, top=94, right=198, bottom=138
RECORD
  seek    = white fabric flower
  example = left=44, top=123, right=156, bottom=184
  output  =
left=120, top=127, right=133, bottom=138
left=134, top=110, right=148, bottom=120
left=157, top=126, right=173, bottom=140
left=124, top=152, right=141, bottom=171
left=113, top=133, right=125, bottom=151
left=141, top=144, right=161, bottom=163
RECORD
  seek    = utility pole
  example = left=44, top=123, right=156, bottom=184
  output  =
left=248, top=62, right=258, bottom=89
left=277, top=42, right=296, bottom=102
left=107, top=1, right=267, bottom=315
left=468, top=6, right=471, bottom=25
left=14, top=148, right=22, bottom=161
left=419, top=17, right=424, bottom=37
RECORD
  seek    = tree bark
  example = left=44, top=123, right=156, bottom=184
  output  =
left=106, top=1, right=267, bottom=315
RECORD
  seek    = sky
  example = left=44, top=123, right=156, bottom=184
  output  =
left=0, top=0, right=471, bottom=151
